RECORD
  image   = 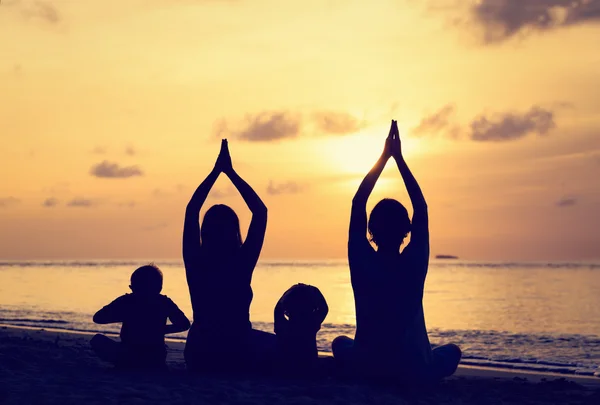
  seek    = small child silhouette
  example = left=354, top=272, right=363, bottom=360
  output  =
left=90, top=264, right=190, bottom=369
left=274, top=283, right=328, bottom=374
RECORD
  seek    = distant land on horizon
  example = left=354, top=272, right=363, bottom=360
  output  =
left=435, top=255, right=459, bottom=260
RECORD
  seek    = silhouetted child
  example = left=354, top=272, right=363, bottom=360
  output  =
left=90, top=264, right=190, bottom=370
left=274, top=283, right=328, bottom=375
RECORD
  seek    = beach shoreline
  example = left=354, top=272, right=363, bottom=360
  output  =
left=2, top=325, right=599, bottom=405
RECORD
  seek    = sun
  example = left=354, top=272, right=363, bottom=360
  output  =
left=324, top=123, right=421, bottom=176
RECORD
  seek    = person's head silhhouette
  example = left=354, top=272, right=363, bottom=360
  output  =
left=368, top=198, right=411, bottom=252
left=129, top=264, right=163, bottom=296
left=275, top=283, right=328, bottom=336
left=274, top=283, right=328, bottom=372
left=200, top=204, right=243, bottom=252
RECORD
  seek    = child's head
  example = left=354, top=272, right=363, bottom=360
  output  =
left=281, top=284, right=326, bottom=322
left=129, top=264, right=163, bottom=296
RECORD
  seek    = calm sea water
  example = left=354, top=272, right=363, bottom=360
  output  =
left=1, top=259, right=599, bottom=376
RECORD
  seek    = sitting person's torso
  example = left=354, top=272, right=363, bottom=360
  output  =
left=350, top=244, right=432, bottom=368
left=118, top=294, right=174, bottom=349
left=186, top=251, right=253, bottom=337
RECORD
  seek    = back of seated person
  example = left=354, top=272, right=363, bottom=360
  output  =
left=274, top=283, right=328, bottom=375
left=91, top=264, right=190, bottom=369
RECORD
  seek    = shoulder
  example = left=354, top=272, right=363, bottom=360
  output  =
left=159, top=294, right=180, bottom=309
left=115, top=294, right=133, bottom=303
left=400, top=244, right=429, bottom=278
left=159, top=294, right=174, bottom=304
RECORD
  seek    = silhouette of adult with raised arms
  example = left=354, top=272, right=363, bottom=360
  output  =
left=91, top=264, right=190, bottom=370
left=183, top=139, right=274, bottom=373
left=332, top=121, right=461, bottom=383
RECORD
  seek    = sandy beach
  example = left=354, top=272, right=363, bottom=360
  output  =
left=1, top=325, right=599, bottom=405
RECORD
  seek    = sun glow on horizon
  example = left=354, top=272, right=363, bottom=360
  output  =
left=323, top=123, right=425, bottom=176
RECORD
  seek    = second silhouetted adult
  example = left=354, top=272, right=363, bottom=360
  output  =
left=182, top=139, right=275, bottom=373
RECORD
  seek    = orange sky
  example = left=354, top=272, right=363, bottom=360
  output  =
left=1, top=0, right=599, bottom=260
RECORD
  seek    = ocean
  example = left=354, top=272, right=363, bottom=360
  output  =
left=1, top=259, right=599, bottom=376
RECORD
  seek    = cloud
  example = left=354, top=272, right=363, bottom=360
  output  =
left=125, top=146, right=136, bottom=156
left=411, top=104, right=461, bottom=138
left=312, top=111, right=365, bottom=135
left=152, top=185, right=190, bottom=198
left=216, top=110, right=365, bottom=142
left=67, top=198, right=96, bottom=208
left=43, top=181, right=70, bottom=194
left=152, top=188, right=174, bottom=198
left=117, top=201, right=136, bottom=208
left=91, top=146, right=107, bottom=155
left=217, top=112, right=302, bottom=142
left=42, top=197, right=59, bottom=207
left=556, top=196, right=578, bottom=207
left=90, top=161, right=144, bottom=179
left=12, top=64, right=23, bottom=77
left=141, top=222, right=169, bottom=232
left=4, top=0, right=61, bottom=24
left=207, top=188, right=235, bottom=199
left=267, top=181, right=304, bottom=195
left=469, top=106, right=556, bottom=142
left=410, top=105, right=558, bottom=142
left=457, top=0, right=600, bottom=44
left=0, top=197, right=20, bottom=208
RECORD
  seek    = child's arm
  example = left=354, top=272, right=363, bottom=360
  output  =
left=312, top=287, right=329, bottom=326
left=164, top=299, right=191, bottom=334
left=93, top=295, right=128, bottom=324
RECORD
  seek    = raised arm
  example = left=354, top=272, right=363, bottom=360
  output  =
left=220, top=140, right=268, bottom=270
left=349, top=121, right=394, bottom=243
left=391, top=121, right=429, bottom=248
left=182, top=142, right=225, bottom=267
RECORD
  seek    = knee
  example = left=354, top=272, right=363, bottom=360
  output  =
left=448, top=343, right=462, bottom=361
left=90, top=333, right=104, bottom=348
left=332, top=335, right=352, bottom=357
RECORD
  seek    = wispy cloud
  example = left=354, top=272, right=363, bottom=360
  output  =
left=12, top=64, right=23, bottom=78
left=431, top=0, right=600, bottom=44
left=91, top=146, right=107, bottom=155
left=216, top=112, right=302, bottom=142
left=117, top=201, right=136, bottom=208
left=0, top=197, right=20, bottom=208
left=125, top=146, right=136, bottom=156
left=411, top=105, right=461, bottom=138
left=267, top=181, right=304, bottom=195
left=4, top=0, right=61, bottom=24
left=43, top=181, right=70, bottom=194
left=141, top=222, right=169, bottom=232
left=215, top=110, right=365, bottom=142
left=42, top=197, right=59, bottom=207
left=312, top=111, right=365, bottom=135
left=470, top=106, right=556, bottom=142
left=410, top=105, right=558, bottom=142
left=556, top=196, right=578, bottom=207
left=67, top=198, right=96, bottom=208
left=206, top=188, right=235, bottom=199
left=90, top=161, right=143, bottom=179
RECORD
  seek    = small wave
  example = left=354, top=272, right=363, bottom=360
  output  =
left=431, top=262, right=600, bottom=270
left=0, top=261, right=184, bottom=268
left=2, top=260, right=599, bottom=270
left=0, top=318, right=69, bottom=325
